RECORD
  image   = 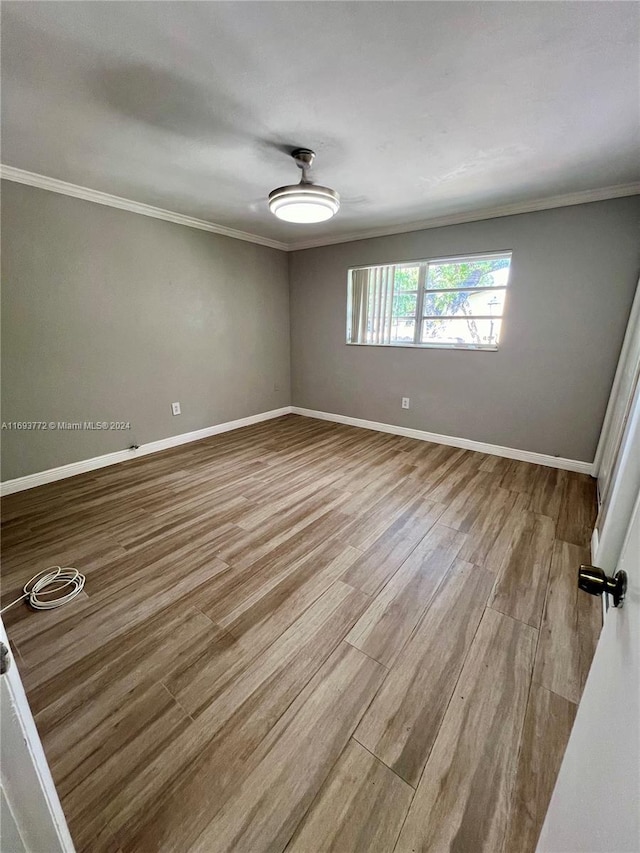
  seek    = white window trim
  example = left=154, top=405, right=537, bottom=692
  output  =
left=346, top=250, right=512, bottom=351
left=348, top=250, right=512, bottom=272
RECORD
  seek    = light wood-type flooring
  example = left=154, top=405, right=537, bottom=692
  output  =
left=1, top=414, right=601, bottom=853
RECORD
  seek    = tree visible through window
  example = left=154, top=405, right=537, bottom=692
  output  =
left=347, top=252, right=511, bottom=350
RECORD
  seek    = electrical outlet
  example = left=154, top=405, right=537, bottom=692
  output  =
left=171, top=402, right=181, bottom=416
left=402, top=397, right=410, bottom=410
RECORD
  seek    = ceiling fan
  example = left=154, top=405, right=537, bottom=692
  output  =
left=268, top=148, right=340, bottom=224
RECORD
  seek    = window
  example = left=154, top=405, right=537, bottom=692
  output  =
left=347, top=252, right=512, bottom=350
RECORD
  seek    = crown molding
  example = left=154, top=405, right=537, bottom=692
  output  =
left=0, top=165, right=289, bottom=252
left=288, top=182, right=640, bottom=251
left=2, top=163, right=638, bottom=253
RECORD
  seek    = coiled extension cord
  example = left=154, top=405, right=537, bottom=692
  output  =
left=0, top=566, right=86, bottom=614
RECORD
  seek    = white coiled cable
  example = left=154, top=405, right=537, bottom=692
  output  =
left=0, top=566, right=86, bottom=614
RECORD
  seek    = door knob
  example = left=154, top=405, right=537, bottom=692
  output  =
left=578, top=565, right=627, bottom=608
left=0, top=642, right=10, bottom=675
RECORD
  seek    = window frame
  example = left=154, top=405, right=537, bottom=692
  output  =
left=346, top=250, right=512, bottom=352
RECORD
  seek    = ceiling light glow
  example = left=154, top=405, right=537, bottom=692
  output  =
left=268, top=149, right=340, bottom=224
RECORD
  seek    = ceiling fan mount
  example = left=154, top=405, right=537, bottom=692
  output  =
left=291, top=148, right=316, bottom=177
left=268, top=147, right=339, bottom=224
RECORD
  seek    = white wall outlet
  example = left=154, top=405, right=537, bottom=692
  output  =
left=171, top=402, right=181, bottom=416
left=402, top=397, right=410, bottom=409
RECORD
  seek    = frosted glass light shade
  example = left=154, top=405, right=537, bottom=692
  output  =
left=268, top=184, right=340, bottom=223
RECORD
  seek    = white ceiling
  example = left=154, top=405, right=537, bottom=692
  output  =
left=2, top=1, right=639, bottom=248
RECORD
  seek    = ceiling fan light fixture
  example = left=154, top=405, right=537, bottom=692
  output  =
left=268, top=149, right=340, bottom=224
left=268, top=185, right=340, bottom=223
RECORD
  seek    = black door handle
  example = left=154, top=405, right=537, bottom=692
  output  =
left=578, top=565, right=627, bottom=608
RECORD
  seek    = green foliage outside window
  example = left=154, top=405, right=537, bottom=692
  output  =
left=392, top=258, right=510, bottom=345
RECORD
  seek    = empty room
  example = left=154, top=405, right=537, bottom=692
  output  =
left=1, top=2, right=640, bottom=852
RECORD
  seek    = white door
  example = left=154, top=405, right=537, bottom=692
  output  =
left=592, top=276, right=640, bottom=523
left=0, top=618, right=75, bottom=853
left=536, top=488, right=640, bottom=853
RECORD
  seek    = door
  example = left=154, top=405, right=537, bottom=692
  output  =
left=592, top=276, right=640, bottom=542
left=0, top=618, right=75, bottom=853
left=592, top=276, right=640, bottom=572
left=536, top=488, right=640, bottom=853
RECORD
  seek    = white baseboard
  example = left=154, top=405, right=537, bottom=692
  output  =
left=291, top=407, right=594, bottom=475
left=1, top=403, right=594, bottom=496
left=0, top=407, right=293, bottom=496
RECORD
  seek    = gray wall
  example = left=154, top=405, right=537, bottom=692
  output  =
left=1, top=181, right=290, bottom=480
left=289, top=197, right=640, bottom=462
left=3, top=184, right=639, bottom=481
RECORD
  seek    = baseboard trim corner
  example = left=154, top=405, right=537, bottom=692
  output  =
left=290, top=407, right=593, bottom=475
left=2, top=404, right=593, bottom=495
left=0, top=407, right=293, bottom=496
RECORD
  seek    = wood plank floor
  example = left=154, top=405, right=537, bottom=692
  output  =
left=1, top=414, right=601, bottom=853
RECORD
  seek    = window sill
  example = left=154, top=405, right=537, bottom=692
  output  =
left=346, top=342, right=499, bottom=352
